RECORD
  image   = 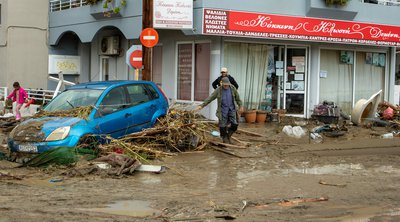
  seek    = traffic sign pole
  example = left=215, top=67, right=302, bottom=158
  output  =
left=135, top=69, right=139, bottom=80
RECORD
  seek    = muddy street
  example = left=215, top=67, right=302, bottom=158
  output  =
left=1, top=122, right=400, bottom=222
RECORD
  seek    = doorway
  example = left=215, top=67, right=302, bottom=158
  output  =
left=100, top=56, right=110, bottom=81
left=268, top=46, right=308, bottom=116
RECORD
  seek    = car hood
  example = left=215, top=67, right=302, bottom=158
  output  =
left=11, top=117, right=84, bottom=142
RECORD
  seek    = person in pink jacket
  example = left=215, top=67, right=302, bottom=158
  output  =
left=7, top=82, right=28, bottom=120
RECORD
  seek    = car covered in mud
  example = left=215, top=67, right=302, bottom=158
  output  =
left=8, top=80, right=168, bottom=153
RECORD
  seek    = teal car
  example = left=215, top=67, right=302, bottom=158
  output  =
left=8, top=80, right=168, bottom=153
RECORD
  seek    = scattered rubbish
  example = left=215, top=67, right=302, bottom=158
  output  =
left=49, top=178, right=64, bottom=183
left=211, top=130, right=220, bottom=137
left=136, top=165, right=166, bottom=173
left=382, top=107, right=394, bottom=120
left=249, top=196, right=329, bottom=208
left=231, top=136, right=251, bottom=147
left=0, top=113, right=14, bottom=118
left=95, top=162, right=112, bottom=169
left=99, top=109, right=212, bottom=160
left=294, top=120, right=307, bottom=126
left=312, top=125, right=331, bottom=133
left=236, top=128, right=263, bottom=137
left=210, top=141, right=247, bottom=149
left=351, top=90, right=382, bottom=125
left=215, top=215, right=237, bottom=220
left=381, top=133, right=394, bottom=139
left=319, top=180, right=346, bottom=188
left=0, top=171, right=23, bottom=180
left=312, top=101, right=340, bottom=124
left=34, top=106, right=93, bottom=120
left=94, top=153, right=141, bottom=176
left=212, top=146, right=244, bottom=158
left=278, top=197, right=328, bottom=207
left=323, top=131, right=345, bottom=138
left=240, top=200, right=248, bottom=213
left=310, top=132, right=323, bottom=143
left=283, top=125, right=306, bottom=138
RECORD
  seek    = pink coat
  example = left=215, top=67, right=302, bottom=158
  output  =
left=7, top=87, right=28, bottom=104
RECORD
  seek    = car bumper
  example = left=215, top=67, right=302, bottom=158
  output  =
left=8, top=136, right=81, bottom=153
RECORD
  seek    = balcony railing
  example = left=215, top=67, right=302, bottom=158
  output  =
left=50, top=0, right=88, bottom=12
left=360, top=0, right=400, bottom=6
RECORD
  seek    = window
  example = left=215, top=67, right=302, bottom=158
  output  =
left=0, top=4, right=2, bottom=25
left=126, top=84, right=151, bottom=105
left=319, top=49, right=386, bottom=114
left=177, top=42, right=210, bottom=101
left=145, top=84, right=160, bottom=99
left=98, top=86, right=128, bottom=116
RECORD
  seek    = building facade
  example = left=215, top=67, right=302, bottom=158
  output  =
left=49, top=0, right=400, bottom=119
left=0, top=0, right=49, bottom=90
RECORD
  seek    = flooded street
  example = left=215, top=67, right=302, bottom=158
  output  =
left=1, top=123, right=400, bottom=221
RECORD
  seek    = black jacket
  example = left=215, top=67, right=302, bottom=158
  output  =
left=212, top=75, right=239, bottom=89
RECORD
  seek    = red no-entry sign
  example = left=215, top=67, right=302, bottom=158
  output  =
left=129, top=50, right=142, bottom=69
left=140, top=28, right=159, bottom=48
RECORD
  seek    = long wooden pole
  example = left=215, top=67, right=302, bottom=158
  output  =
left=142, top=0, right=153, bottom=81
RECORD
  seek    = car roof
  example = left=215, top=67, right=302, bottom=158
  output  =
left=67, top=80, right=154, bottom=90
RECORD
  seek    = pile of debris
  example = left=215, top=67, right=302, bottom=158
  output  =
left=34, top=106, right=93, bottom=120
left=378, top=101, right=400, bottom=124
left=0, top=117, right=19, bottom=133
left=99, top=109, right=214, bottom=161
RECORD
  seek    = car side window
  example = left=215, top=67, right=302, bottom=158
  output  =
left=97, top=86, right=128, bottom=116
left=145, top=84, right=160, bottom=99
left=126, top=84, right=151, bottom=105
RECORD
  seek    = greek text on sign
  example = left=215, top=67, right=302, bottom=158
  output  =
left=202, top=9, right=400, bottom=46
left=153, top=0, right=193, bottom=29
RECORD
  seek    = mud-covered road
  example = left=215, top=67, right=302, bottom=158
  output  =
left=1, top=122, right=400, bottom=222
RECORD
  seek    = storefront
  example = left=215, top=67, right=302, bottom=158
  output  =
left=198, top=8, right=399, bottom=118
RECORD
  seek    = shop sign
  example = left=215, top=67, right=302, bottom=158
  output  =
left=49, top=55, right=80, bottom=74
left=153, top=0, right=193, bottom=29
left=202, top=9, right=400, bottom=46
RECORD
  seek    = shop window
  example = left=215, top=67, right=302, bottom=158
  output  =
left=320, top=49, right=386, bottom=115
left=355, top=51, right=385, bottom=102
left=320, top=49, right=353, bottom=114
left=177, top=43, right=210, bottom=101
left=224, top=42, right=269, bottom=110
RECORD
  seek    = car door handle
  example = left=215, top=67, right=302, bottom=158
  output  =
left=125, top=113, right=132, bottom=118
left=150, top=104, right=156, bottom=109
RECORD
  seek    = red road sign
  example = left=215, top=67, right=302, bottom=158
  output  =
left=129, top=50, right=142, bottom=69
left=140, top=28, right=159, bottom=48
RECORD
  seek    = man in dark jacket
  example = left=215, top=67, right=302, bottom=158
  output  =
left=195, top=77, right=243, bottom=144
left=212, top=67, right=239, bottom=89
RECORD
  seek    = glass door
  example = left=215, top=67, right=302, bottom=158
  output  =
left=282, top=47, right=307, bottom=116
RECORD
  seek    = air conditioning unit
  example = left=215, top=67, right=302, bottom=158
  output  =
left=99, top=36, right=120, bottom=55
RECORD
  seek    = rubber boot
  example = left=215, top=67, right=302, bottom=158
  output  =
left=227, top=124, right=238, bottom=144
left=220, top=127, right=230, bottom=144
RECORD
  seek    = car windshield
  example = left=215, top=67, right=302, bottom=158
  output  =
left=44, top=89, right=104, bottom=112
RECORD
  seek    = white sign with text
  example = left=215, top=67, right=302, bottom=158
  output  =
left=153, top=0, right=193, bottom=29
left=49, top=55, right=80, bottom=74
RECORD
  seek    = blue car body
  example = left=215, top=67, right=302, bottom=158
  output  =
left=8, top=80, right=168, bottom=153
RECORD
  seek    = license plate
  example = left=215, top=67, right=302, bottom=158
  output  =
left=18, top=144, right=38, bottom=153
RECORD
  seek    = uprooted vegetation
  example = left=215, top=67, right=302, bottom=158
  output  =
left=98, top=109, right=215, bottom=161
